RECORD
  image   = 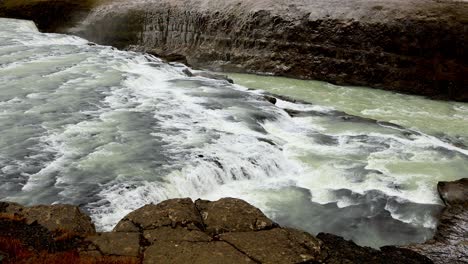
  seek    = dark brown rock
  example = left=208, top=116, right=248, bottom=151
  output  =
left=0, top=201, right=25, bottom=214
left=1, top=202, right=95, bottom=236
left=0, top=194, right=456, bottom=263
left=0, top=0, right=97, bottom=32
left=318, top=233, right=433, bottom=264
left=195, top=198, right=276, bottom=235
left=437, top=178, right=468, bottom=206
left=191, top=71, right=234, bottom=83
left=220, top=228, right=322, bottom=263
left=403, top=178, right=468, bottom=264
left=143, top=241, right=254, bottom=264
left=143, top=226, right=212, bottom=243
left=114, top=198, right=203, bottom=231
left=85, top=232, right=141, bottom=257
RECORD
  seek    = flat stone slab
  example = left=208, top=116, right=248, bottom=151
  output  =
left=220, top=228, right=322, bottom=263
left=143, top=226, right=212, bottom=243
left=143, top=241, right=253, bottom=264
left=86, top=232, right=140, bottom=257
left=114, top=198, right=203, bottom=231
left=196, top=198, right=276, bottom=235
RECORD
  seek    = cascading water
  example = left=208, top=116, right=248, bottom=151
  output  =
left=1, top=18, right=467, bottom=248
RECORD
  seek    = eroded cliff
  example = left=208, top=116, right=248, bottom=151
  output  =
left=1, top=0, right=467, bottom=101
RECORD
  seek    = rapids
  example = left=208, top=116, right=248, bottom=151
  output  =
left=0, top=18, right=467, bottom=248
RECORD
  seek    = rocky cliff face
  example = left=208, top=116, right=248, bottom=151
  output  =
left=75, top=0, right=467, bottom=101
left=1, top=0, right=466, bottom=101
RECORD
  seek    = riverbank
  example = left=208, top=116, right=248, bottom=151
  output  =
left=0, top=178, right=466, bottom=263
left=1, top=0, right=467, bottom=101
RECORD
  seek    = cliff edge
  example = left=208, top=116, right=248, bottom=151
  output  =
left=2, top=177, right=467, bottom=263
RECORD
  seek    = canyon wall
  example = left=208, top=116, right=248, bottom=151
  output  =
left=77, top=0, right=468, bottom=101
left=1, top=0, right=467, bottom=101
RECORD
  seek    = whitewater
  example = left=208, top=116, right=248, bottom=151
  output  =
left=1, top=18, right=467, bottom=248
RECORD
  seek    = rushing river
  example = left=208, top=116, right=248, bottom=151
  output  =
left=1, top=18, right=467, bottom=248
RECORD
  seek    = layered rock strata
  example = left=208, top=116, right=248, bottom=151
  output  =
left=1, top=0, right=467, bottom=101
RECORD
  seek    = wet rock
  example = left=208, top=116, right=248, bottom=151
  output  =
left=403, top=178, right=468, bottom=264
left=264, top=95, right=277, bottom=105
left=191, top=71, right=234, bottom=83
left=182, top=68, right=194, bottom=77
left=437, top=178, right=468, bottom=206
left=85, top=232, right=141, bottom=257
left=114, top=198, right=203, bottom=231
left=195, top=198, right=276, bottom=235
left=143, top=241, right=253, bottom=264
left=220, top=228, right=322, bottom=263
left=318, top=233, right=433, bottom=264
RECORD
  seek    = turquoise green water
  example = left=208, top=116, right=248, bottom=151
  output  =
left=2, top=18, right=467, bottom=248
left=229, top=73, right=468, bottom=144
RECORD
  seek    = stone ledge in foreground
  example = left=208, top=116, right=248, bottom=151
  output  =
left=1, top=178, right=467, bottom=263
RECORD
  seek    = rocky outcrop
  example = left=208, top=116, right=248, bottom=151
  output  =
left=317, top=233, right=432, bottom=264
left=0, top=197, right=434, bottom=263
left=0, top=202, right=95, bottom=236
left=402, top=178, right=468, bottom=264
left=1, top=0, right=466, bottom=101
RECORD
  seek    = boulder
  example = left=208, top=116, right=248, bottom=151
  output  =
left=195, top=198, right=277, bottom=235
left=0, top=202, right=95, bottom=236
left=114, top=198, right=203, bottom=231
left=437, top=178, right=468, bottom=206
